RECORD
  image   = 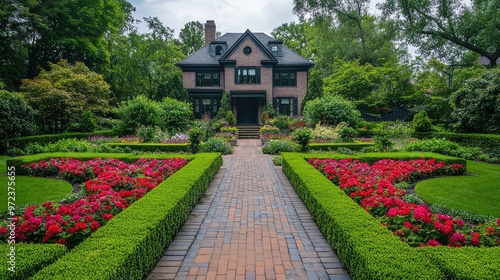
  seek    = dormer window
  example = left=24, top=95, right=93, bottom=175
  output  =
left=215, top=45, right=223, bottom=55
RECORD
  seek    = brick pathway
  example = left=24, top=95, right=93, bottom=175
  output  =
left=147, top=139, right=350, bottom=280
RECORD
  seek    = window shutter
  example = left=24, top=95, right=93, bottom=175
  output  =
left=235, top=68, right=238, bottom=84
left=256, top=67, right=261, bottom=83
left=273, top=98, right=278, bottom=112
left=293, top=98, right=298, bottom=116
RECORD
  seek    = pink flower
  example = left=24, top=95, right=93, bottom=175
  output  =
left=449, top=233, right=467, bottom=247
left=426, top=239, right=440, bottom=247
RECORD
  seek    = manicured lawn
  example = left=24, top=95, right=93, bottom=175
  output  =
left=0, top=176, right=73, bottom=213
left=416, top=161, right=500, bottom=217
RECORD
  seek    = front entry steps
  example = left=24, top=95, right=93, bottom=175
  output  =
left=236, top=125, right=260, bottom=139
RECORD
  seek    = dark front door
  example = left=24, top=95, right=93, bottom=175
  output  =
left=236, top=98, right=258, bottom=124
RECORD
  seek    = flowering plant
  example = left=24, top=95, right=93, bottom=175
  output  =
left=1, top=157, right=188, bottom=247
left=309, top=158, right=500, bottom=247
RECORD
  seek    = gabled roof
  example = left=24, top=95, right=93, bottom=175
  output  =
left=176, top=30, right=314, bottom=69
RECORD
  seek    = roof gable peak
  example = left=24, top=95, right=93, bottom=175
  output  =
left=219, top=30, right=277, bottom=62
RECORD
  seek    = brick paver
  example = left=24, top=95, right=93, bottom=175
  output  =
left=147, top=139, right=350, bottom=280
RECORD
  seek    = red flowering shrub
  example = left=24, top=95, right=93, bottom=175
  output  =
left=1, top=157, right=188, bottom=248
left=309, top=158, right=500, bottom=247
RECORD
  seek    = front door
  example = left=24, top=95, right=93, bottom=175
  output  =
left=236, top=98, right=258, bottom=124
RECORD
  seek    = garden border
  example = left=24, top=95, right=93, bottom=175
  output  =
left=282, top=151, right=499, bottom=279
left=4, top=152, right=222, bottom=279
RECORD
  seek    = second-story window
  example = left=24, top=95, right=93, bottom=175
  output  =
left=236, top=67, right=260, bottom=84
left=196, top=71, right=220, bottom=87
left=274, top=71, right=297, bottom=86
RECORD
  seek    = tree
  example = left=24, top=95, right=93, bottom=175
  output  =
left=179, top=21, right=205, bottom=56
left=0, top=90, right=37, bottom=142
left=381, top=0, right=500, bottom=67
left=272, top=21, right=310, bottom=57
left=215, top=91, right=230, bottom=120
left=21, top=60, right=113, bottom=133
left=450, top=68, right=500, bottom=133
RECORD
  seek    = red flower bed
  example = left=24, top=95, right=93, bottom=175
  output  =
left=309, top=158, right=500, bottom=247
left=0, top=157, right=188, bottom=247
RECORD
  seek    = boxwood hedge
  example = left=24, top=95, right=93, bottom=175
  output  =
left=281, top=151, right=498, bottom=279
left=4, top=152, right=221, bottom=279
left=413, top=132, right=500, bottom=150
left=107, top=143, right=189, bottom=153
left=4, top=130, right=115, bottom=150
left=0, top=244, right=67, bottom=280
left=309, top=142, right=375, bottom=151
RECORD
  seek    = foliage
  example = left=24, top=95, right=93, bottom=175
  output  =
left=311, top=123, right=340, bottom=142
left=188, top=127, right=204, bottom=154
left=405, top=138, right=498, bottom=162
left=269, top=115, right=293, bottom=132
left=215, top=91, right=230, bottom=120
left=114, top=95, right=165, bottom=135
left=272, top=155, right=283, bottom=166
left=303, top=94, right=361, bottom=128
left=220, top=126, right=238, bottom=134
left=178, top=21, right=204, bottom=56
left=79, top=110, right=98, bottom=133
left=450, top=68, right=500, bottom=133
left=381, top=0, right=500, bottom=67
left=11, top=138, right=125, bottom=156
left=6, top=153, right=221, bottom=279
left=225, top=111, right=236, bottom=126
left=262, top=139, right=299, bottom=155
left=412, top=110, right=432, bottom=132
left=259, top=125, right=280, bottom=135
left=159, top=97, right=193, bottom=131
left=0, top=90, right=37, bottom=142
left=373, top=133, right=394, bottom=151
left=292, top=128, right=312, bottom=152
left=262, top=102, right=277, bottom=123
left=201, top=137, right=234, bottom=155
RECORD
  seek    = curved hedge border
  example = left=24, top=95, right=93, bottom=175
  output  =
left=413, top=132, right=500, bottom=150
left=5, top=152, right=221, bottom=279
left=281, top=151, right=493, bottom=279
left=108, top=143, right=189, bottom=153
left=0, top=244, right=67, bottom=280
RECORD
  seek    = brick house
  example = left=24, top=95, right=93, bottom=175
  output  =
left=176, top=20, right=314, bottom=125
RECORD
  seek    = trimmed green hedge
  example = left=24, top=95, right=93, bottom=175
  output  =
left=0, top=244, right=67, bottom=280
left=414, top=132, right=500, bottom=150
left=108, top=143, right=189, bottom=153
left=309, top=142, right=374, bottom=151
left=5, top=152, right=221, bottom=279
left=4, top=130, right=115, bottom=150
left=281, top=152, right=487, bottom=279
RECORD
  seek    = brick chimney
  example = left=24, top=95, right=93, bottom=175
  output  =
left=204, top=20, right=216, bottom=45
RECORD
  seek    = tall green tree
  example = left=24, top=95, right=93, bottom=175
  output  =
left=381, top=0, right=500, bottom=67
left=179, top=21, right=205, bottom=56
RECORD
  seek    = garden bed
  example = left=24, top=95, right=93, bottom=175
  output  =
left=282, top=152, right=500, bottom=279
left=2, top=152, right=222, bottom=279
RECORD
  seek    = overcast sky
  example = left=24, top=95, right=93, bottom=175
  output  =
left=128, top=0, right=384, bottom=37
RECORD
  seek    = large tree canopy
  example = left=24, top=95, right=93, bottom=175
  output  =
left=381, top=0, right=500, bottom=67
left=178, top=21, right=205, bottom=56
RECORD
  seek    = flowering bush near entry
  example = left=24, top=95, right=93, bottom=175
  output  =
left=0, top=157, right=188, bottom=247
left=309, top=158, right=500, bottom=247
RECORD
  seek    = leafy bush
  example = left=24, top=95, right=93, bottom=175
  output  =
left=159, top=97, right=193, bottom=131
left=272, top=155, right=282, bottom=166
left=269, top=115, right=292, bottom=132
left=292, top=128, right=312, bottom=152
left=0, top=90, right=37, bottom=143
left=451, top=68, right=500, bottom=133
left=215, top=91, right=230, bottom=120
left=79, top=110, right=98, bottom=132
left=136, top=125, right=155, bottom=143
left=406, top=138, right=460, bottom=155
left=201, top=137, right=234, bottom=154
left=311, top=123, right=341, bottom=142
left=413, top=110, right=432, bottom=132
left=259, top=125, right=280, bottom=135
left=262, top=139, right=299, bottom=155
left=303, top=94, right=361, bottom=128
left=11, top=138, right=125, bottom=155
left=225, top=111, right=236, bottom=126
left=188, top=127, right=204, bottom=153
left=114, top=95, right=165, bottom=135
left=220, top=126, right=238, bottom=134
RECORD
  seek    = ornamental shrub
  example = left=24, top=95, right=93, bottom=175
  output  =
left=311, top=123, right=340, bottom=142
left=159, top=97, right=193, bottom=132
left=303, top=94, right=361, bottom=128
left=188, top=127, right=204, bottom=153
left=413, top=110, right=432, bottom=132
left=292, top=128, right=312, bottom=152
left=0, top=90, right=37, bottom=143
left=79, top=110, right=97, bottom=132
left=215, top=91, right=230, bottom=120
left=201, top=137, right=234, bottom=155
left=114, top=95, right=165, bottom=135
left=262, top=139, right=299, bottom=155
left=269, top=115, right=293, bottom=132
left=225, top=111, right=236, bottom=126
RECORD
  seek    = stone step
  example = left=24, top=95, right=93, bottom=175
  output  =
left=236, top=126, right=261, bottom=139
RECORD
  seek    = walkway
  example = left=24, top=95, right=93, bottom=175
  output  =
left=147, top=139, right=350, bottom=280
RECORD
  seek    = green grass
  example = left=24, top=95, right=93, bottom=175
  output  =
left=416, top=161, right=500, bottom=217
left=0, top=155, right=8, bottom=174
left=0, top=176, right=73, bottom=213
